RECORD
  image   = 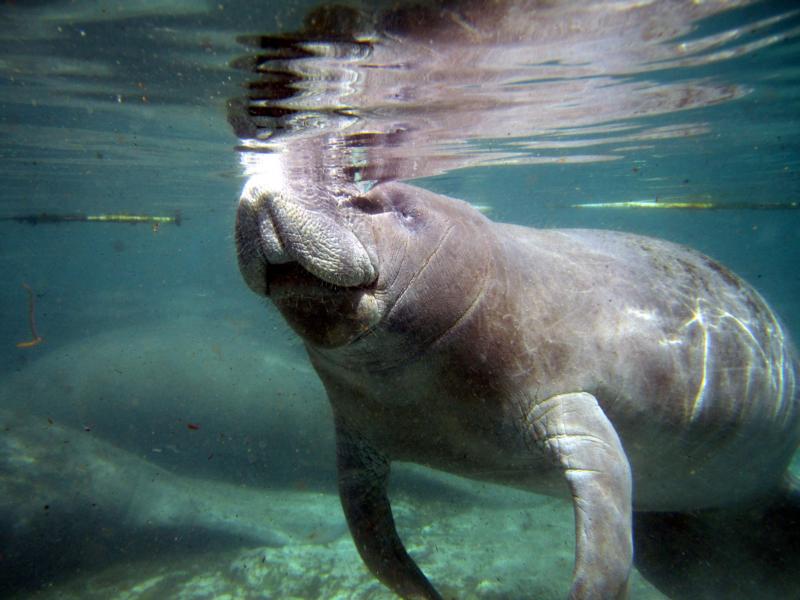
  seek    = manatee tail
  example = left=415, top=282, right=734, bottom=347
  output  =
left=633, top=475, right=800, bottom=599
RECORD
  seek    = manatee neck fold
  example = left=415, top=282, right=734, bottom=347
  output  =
left=307, top=224, right=498, bottom=374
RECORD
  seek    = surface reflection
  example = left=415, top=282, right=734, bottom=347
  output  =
left=230, top=0, right=799, bottom=200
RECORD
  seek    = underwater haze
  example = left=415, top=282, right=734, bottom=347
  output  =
left=1, top=1, right=799, bottom=598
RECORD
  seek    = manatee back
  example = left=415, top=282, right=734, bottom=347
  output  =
left=495, top=225, right=800, bottom=506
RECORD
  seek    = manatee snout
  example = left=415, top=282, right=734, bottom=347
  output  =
left=235, top=178, right=377, bottom=294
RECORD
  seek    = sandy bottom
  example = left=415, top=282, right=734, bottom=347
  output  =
left=24, top=470, right=665, bottom=600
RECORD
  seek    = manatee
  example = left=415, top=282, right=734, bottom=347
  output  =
left=0, top=409, right=346, bottom=593
left=235, top=180, right=800, bottom=599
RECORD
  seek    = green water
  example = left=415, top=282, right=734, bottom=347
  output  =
left=1, top=1, right=798, bottom=598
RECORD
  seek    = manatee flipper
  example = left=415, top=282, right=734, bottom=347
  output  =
left=526, top=392, right=633, bottom=599
left=634, top=474, right=800, bottom=600
left=336, top=426, right=442, bottom=600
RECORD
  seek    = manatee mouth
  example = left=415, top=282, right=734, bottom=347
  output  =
left=235, top=179, right=377, bottom=297
left=265, top=261, right=319, bottom=296
left=264, top=261, right=364, bottom=299
left=260, top=257, right=383, bottom=348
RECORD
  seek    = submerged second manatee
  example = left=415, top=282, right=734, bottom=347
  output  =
left=0, top=409, right=347, bottom=593
left=235, top=180, right=800, bottom=599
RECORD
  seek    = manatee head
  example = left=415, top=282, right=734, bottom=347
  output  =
left=235, top=181, right=491, bottom=352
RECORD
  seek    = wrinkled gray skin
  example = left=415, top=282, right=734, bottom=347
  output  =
left=236, top=181, right=800, bottom=599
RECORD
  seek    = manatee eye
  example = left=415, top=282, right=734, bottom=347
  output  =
left=390, top=192, right=421, bottom=228
left=395, top=205, right=423, bottom=230
left=399, top=209, right=415, bottom=222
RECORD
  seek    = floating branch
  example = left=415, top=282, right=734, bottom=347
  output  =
left=573, top=200, right=799, bottom=210
left=17, top=283, right=43, bottom=348
left=0, top=211, right=182, bottom=226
